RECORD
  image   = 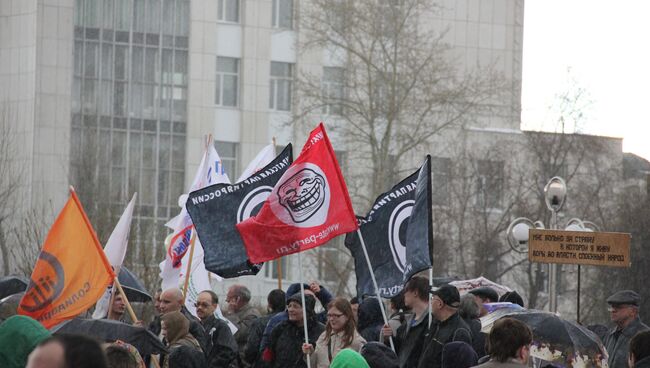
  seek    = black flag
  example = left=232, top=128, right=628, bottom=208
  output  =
left=186, top=144, right=293, bottom=278
left=345, top=156, right=432, bottom=298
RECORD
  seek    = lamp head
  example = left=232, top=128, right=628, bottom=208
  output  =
left=544, top=177, right=567, bottom=212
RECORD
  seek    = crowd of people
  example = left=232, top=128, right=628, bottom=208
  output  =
left=0, top=277, right=649, bottom=368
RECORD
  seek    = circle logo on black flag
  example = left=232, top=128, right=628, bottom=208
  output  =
left=388, top=200, right=414, bottom=272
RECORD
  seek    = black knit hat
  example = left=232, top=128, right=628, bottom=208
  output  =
left=360, top=342, right=398, bottom=368
left=287, top=293, right=316, bottom=318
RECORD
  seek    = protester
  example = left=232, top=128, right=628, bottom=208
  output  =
left=245, top=288, right=286, bottom=368
left=107, top=291, right=127, bottom=322
left=161, top=311, right=207, bottom=368
left=148, top=288, right=163, bottom=337
left=152, top=288, right=209, bottom=354
left=458, top=293, right=486, bottom=358
left=417, top=284, right=472, bottom=368
left=386, top=291, right=411, bottom=337
left=604, top=290, right=649, bottom=368
left=468, top=287, right=499, bottom=317
left=475, top=318, right=532, bottom=368
left=27, top=334, right=110, bottom=368
left=196, top=290, right=238, bottom=368
left=441, top=341, right=478, bottom=368
left=629, top=331, right=650, bottom=368
left=104, top=344, right=139, bottom=368
left=330, top=348, right=371, bottom=368
left=0, top=315, right=51, bottom=368
left=360, top=341, right=399, bottom=368
left=498, top=291, right=524, bottom=308
left=381, top=276, right=431, bottom=368
left=263, top=293, right=325, bottom=368
left=302, top=297, right=366, bottom=368
left=260, top=282, right=332, bottom=351
left=105, top=340, right=146, bottom=368
left=358, top=297, right=385, bottom=342
left=225, top=284, right=261, bottom=367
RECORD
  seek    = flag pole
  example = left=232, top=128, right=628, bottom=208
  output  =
left=113, top=277, right=139, bottom=323
left=298, top=251, right=311, bottom=368
left=106, top=286, right=116, bottom=319
left=181, top=229, right=198, bottom=302
left=271, top=137, right=283, bottom=291
left=428, top=268, right=433, bottom=328
left=357, top=229, right=395, bottom=351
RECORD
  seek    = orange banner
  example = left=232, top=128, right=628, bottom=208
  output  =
left=18, top=190, right=115, bottom=328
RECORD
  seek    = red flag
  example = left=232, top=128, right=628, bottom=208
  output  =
left=236, top=123, right=358, bottom=263
left=17, top=190, right=115, bottom=328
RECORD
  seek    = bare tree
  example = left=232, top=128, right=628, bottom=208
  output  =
left=295, top=0, right=507, bottom=204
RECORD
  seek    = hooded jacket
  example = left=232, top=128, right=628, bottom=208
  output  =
left=161, top=311, right=206, bottom=368
left=0, top=315, right=52, bottom=368
left=260, top=283, right=333, bottom=350
left=358, top=297, right=385, bottom=342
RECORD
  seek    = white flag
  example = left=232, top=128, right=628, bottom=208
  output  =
left=236, top=144, right=275, bottom=182
left=160, top=138, right=230, bottom=307
left=92, top=193, right=137, bottom=319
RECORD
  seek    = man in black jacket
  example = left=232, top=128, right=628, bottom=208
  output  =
left=196, top=290, right=239, bottom=368
left=417, top=285, right=472, bottom=368
left=244, top=289, right=286, bottom=368
left=382, top=276, right=431, bottom=368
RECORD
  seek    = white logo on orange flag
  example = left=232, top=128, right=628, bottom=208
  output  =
left=18, top=190, right=115, bottom=328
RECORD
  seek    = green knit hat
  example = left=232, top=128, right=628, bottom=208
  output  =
left=0, top=315, right=52, bottom=368
left=330, top=348, right=371, bottom=368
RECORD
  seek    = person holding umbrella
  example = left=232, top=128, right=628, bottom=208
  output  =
left=604, top=290, right=649, bottom=368
left=302, top=297, right=366, bottom=368
left=475, top=318, right=532, bottom=368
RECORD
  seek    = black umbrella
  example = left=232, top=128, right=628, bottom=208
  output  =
left=506, top=312, right=608, bottom=367
left=52, top=318, right=167, bottom=356
left=0, top=275, right=28, bottom=300
left=118, top=267, right=152, bottom=303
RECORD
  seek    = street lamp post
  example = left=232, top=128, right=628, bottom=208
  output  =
left=506, top=177, right=599, bottom=315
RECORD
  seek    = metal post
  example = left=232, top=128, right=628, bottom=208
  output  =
left=577, top=265, right=581, bottom=323
left=549, top=211, right=557, bottom=313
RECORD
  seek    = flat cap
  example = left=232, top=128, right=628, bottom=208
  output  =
left=430, top=285, right=461, bottom=308
left=606, top=290, right=641, bottom=306
left=468, top=287, right=499, bottom=303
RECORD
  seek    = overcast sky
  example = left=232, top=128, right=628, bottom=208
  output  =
left=521, top=0, right=650, bottom=161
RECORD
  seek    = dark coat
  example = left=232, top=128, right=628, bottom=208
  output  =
left=358, top=297, right=385, bottom=342
left=167, top=337, right=207, bottom=368
left=245, top=313, right=282, bottom=368
left=201, top=314, right=239, bottom=368
left=635, top=356, right=650, bottom=368
left=391, top=313, right=429, bottom=368
left=417, top=312, right=472, bottom=368
left=264, top=318, right=325, bottom=368
left=149, top=307, right=210, bottom=362
left=604, top=317, right=650, bottom=368
left=462, top=316, right=486, bottom=358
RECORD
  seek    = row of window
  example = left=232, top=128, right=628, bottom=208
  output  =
left=217, top=0, right=293, bottom=29
left=216, top=58, right=344, bottom=114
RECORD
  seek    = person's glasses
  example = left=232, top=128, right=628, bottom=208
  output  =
left=327, top=313, right=345, bottom=319
left=195, top=302, right=211, bottom=308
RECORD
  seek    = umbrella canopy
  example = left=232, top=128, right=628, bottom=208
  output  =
left=0, top=276, right=28, bottom=300
left=118, top=267, right=152, bottom=303
left=449, top=276, right=512, bottom=296
left=485, top=311, right=608, bottom=368
left=52, top=318, right=166, bottom=356
left=0, top=292, right=24, bottom=321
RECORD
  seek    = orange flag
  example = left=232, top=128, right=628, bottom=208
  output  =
left=18, top=190, right=115, bottom=328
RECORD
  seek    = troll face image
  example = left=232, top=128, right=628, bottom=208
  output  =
left=277, top=168, right=327, bottom=223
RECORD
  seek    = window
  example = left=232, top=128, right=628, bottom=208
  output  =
left=218, top=0, right=239, bottom=23
left=216, top=57, right=239, bottom=107
left=264, top=257, right=288, bottom=280
left=475, top=160, right=504, bottom=209
left=322, top=67, right=344, bottom=115
left=214, top=140, right=238, bottom=178
left=272, top=0, right=293, bottom=29
left=432, top=157, right=451, bottom=206
left=269, top=62, right=293, bottom=111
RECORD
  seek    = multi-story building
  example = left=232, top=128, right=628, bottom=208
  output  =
left=1, top=0, right=542, bottom=302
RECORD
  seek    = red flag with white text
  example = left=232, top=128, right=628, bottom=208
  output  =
left=236, top=123, right=358, bottom=263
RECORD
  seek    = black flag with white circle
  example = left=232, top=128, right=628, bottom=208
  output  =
left=186, top=144, right=293, bottom=278
left=345, top=156, right=432, bottom=298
